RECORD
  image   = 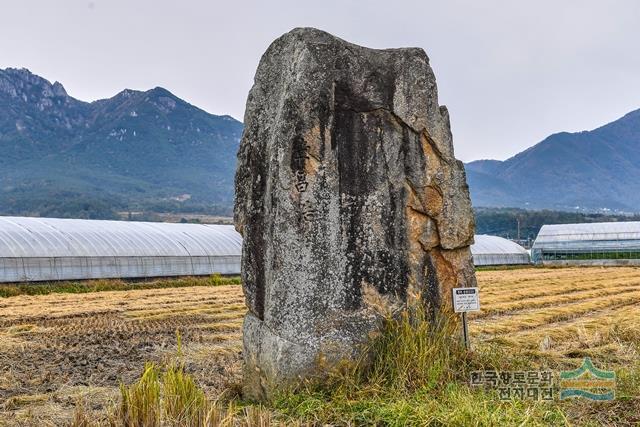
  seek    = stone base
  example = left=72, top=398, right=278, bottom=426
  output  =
left=242, top=312, right=318, bottom=400
left=242, top=311, right=382, bottom=401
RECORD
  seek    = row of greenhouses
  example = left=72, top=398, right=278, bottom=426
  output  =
left=2, top=217, right=639, bottom=282
left=473, top=221, right=640, bottom=266
left=0, top=216, right=242, bottom=282
left=531, top=221, right=640, bottom=265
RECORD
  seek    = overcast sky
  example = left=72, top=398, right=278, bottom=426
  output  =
left=1, top=0, right=639, bottom=161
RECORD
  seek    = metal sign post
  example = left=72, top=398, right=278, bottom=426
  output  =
left=462, top=311, right=470, bottom=349
left=452, top=287, right=480, bottom=350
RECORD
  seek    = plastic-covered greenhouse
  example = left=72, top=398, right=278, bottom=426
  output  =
left=0, top=217, right=242, bottom=282
left=531, top=222, right=640, bottom=265
left=470, top=234, right=531, bottom=266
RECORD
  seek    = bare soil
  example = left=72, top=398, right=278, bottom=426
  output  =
left=0, top=285, right=244, bottom=426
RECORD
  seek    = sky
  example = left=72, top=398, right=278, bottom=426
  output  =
left=1, top=0, right=639, bottom=162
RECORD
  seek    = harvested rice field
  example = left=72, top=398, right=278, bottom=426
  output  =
left=471, top=267, right=640, bottom=367
left=0, top=282, right=245, bottom=426
left=0, top=267, right=639, bottom=425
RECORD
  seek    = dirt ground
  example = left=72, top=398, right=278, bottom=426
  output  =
left=0, top=267, right=639, bottom=425
left=0, top=285, right=245, bottom=426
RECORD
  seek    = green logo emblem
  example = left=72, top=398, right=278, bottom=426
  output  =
left=559, top=357, right=616, bottom=401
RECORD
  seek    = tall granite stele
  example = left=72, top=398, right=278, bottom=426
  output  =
left=235, top=28, right=476, bottom=401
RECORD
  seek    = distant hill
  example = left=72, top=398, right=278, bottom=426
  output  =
left=4, top=68, right=640, bottom=219
left=466, top=109, right=640, bottom=212
left=0, top=68, right=242, bottom=219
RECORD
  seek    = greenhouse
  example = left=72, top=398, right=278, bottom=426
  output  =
left=0, top=216, right=242, bottom=282
left=470, top=234, right=531, bottom=266
left=531, top=221, right=640, bottom=265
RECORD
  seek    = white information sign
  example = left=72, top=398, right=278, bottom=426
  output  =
left=452, top=287, right=480, bottom=313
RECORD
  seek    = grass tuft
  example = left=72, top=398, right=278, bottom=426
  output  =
left=79, top=354, right=279, bottom=426
left=162, top=363, right=208, bottom=424
left=271, top=307, right=568, bottom=425
left=345, top=308, right=467, bottom=395
left=118, top=363, right=161, bottom=427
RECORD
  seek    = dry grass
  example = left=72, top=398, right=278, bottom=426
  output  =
left=81, top=361, right=290, bottom=427
left=471, top=267, right=640, bottom=367
left=0, top=267, right=639, bottom=425
left=0, top=284, right=245, bottom=426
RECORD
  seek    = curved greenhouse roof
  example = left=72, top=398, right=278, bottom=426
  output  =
left=532, top=221, right=640, bottom=264
left=0, top=217, right=242, bottom=282
left=471, top=235, right=530, bottom=266
left=533, top=222, right=640, bottom=249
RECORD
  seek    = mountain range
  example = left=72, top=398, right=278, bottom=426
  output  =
left=465, top=109, right=640, bottom=212
left=1, top=68, right=639, bottom=218
left=0, top=68, right=242, bottom=218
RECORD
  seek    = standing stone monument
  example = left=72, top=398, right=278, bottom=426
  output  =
left=235, top=28, right=476, bottom=400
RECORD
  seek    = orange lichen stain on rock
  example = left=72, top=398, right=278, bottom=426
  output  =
left=405, top=208, right=426, bottom=303
left=303, top=125, right=323, bottom=175
left=405, top=182, right=442, bottom=304
left=427, top=247, right=457, bottom=311
left=441, top=247, right=477, bottom=291
left=421, top=132, right=443, bottom=175
left=424, top=186, right=443, bottom=217
left=428, top=247, right=477, bottom=312
left=407, top=208, right=440, bottom=252
left=405, top=181, right=440, bottom=250
left=406, top=179, right=426, bottom=212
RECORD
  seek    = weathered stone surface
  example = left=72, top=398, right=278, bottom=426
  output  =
left=234, top=28, right=476, bottom=400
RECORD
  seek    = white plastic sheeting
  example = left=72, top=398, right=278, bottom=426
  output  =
left=533, top=222, right=640, bottom=251
left=471, top=234, right=530, bottom=266
left=0, top=217, right=242, bottom=282
left=531, top=221, right=640, bottom=264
